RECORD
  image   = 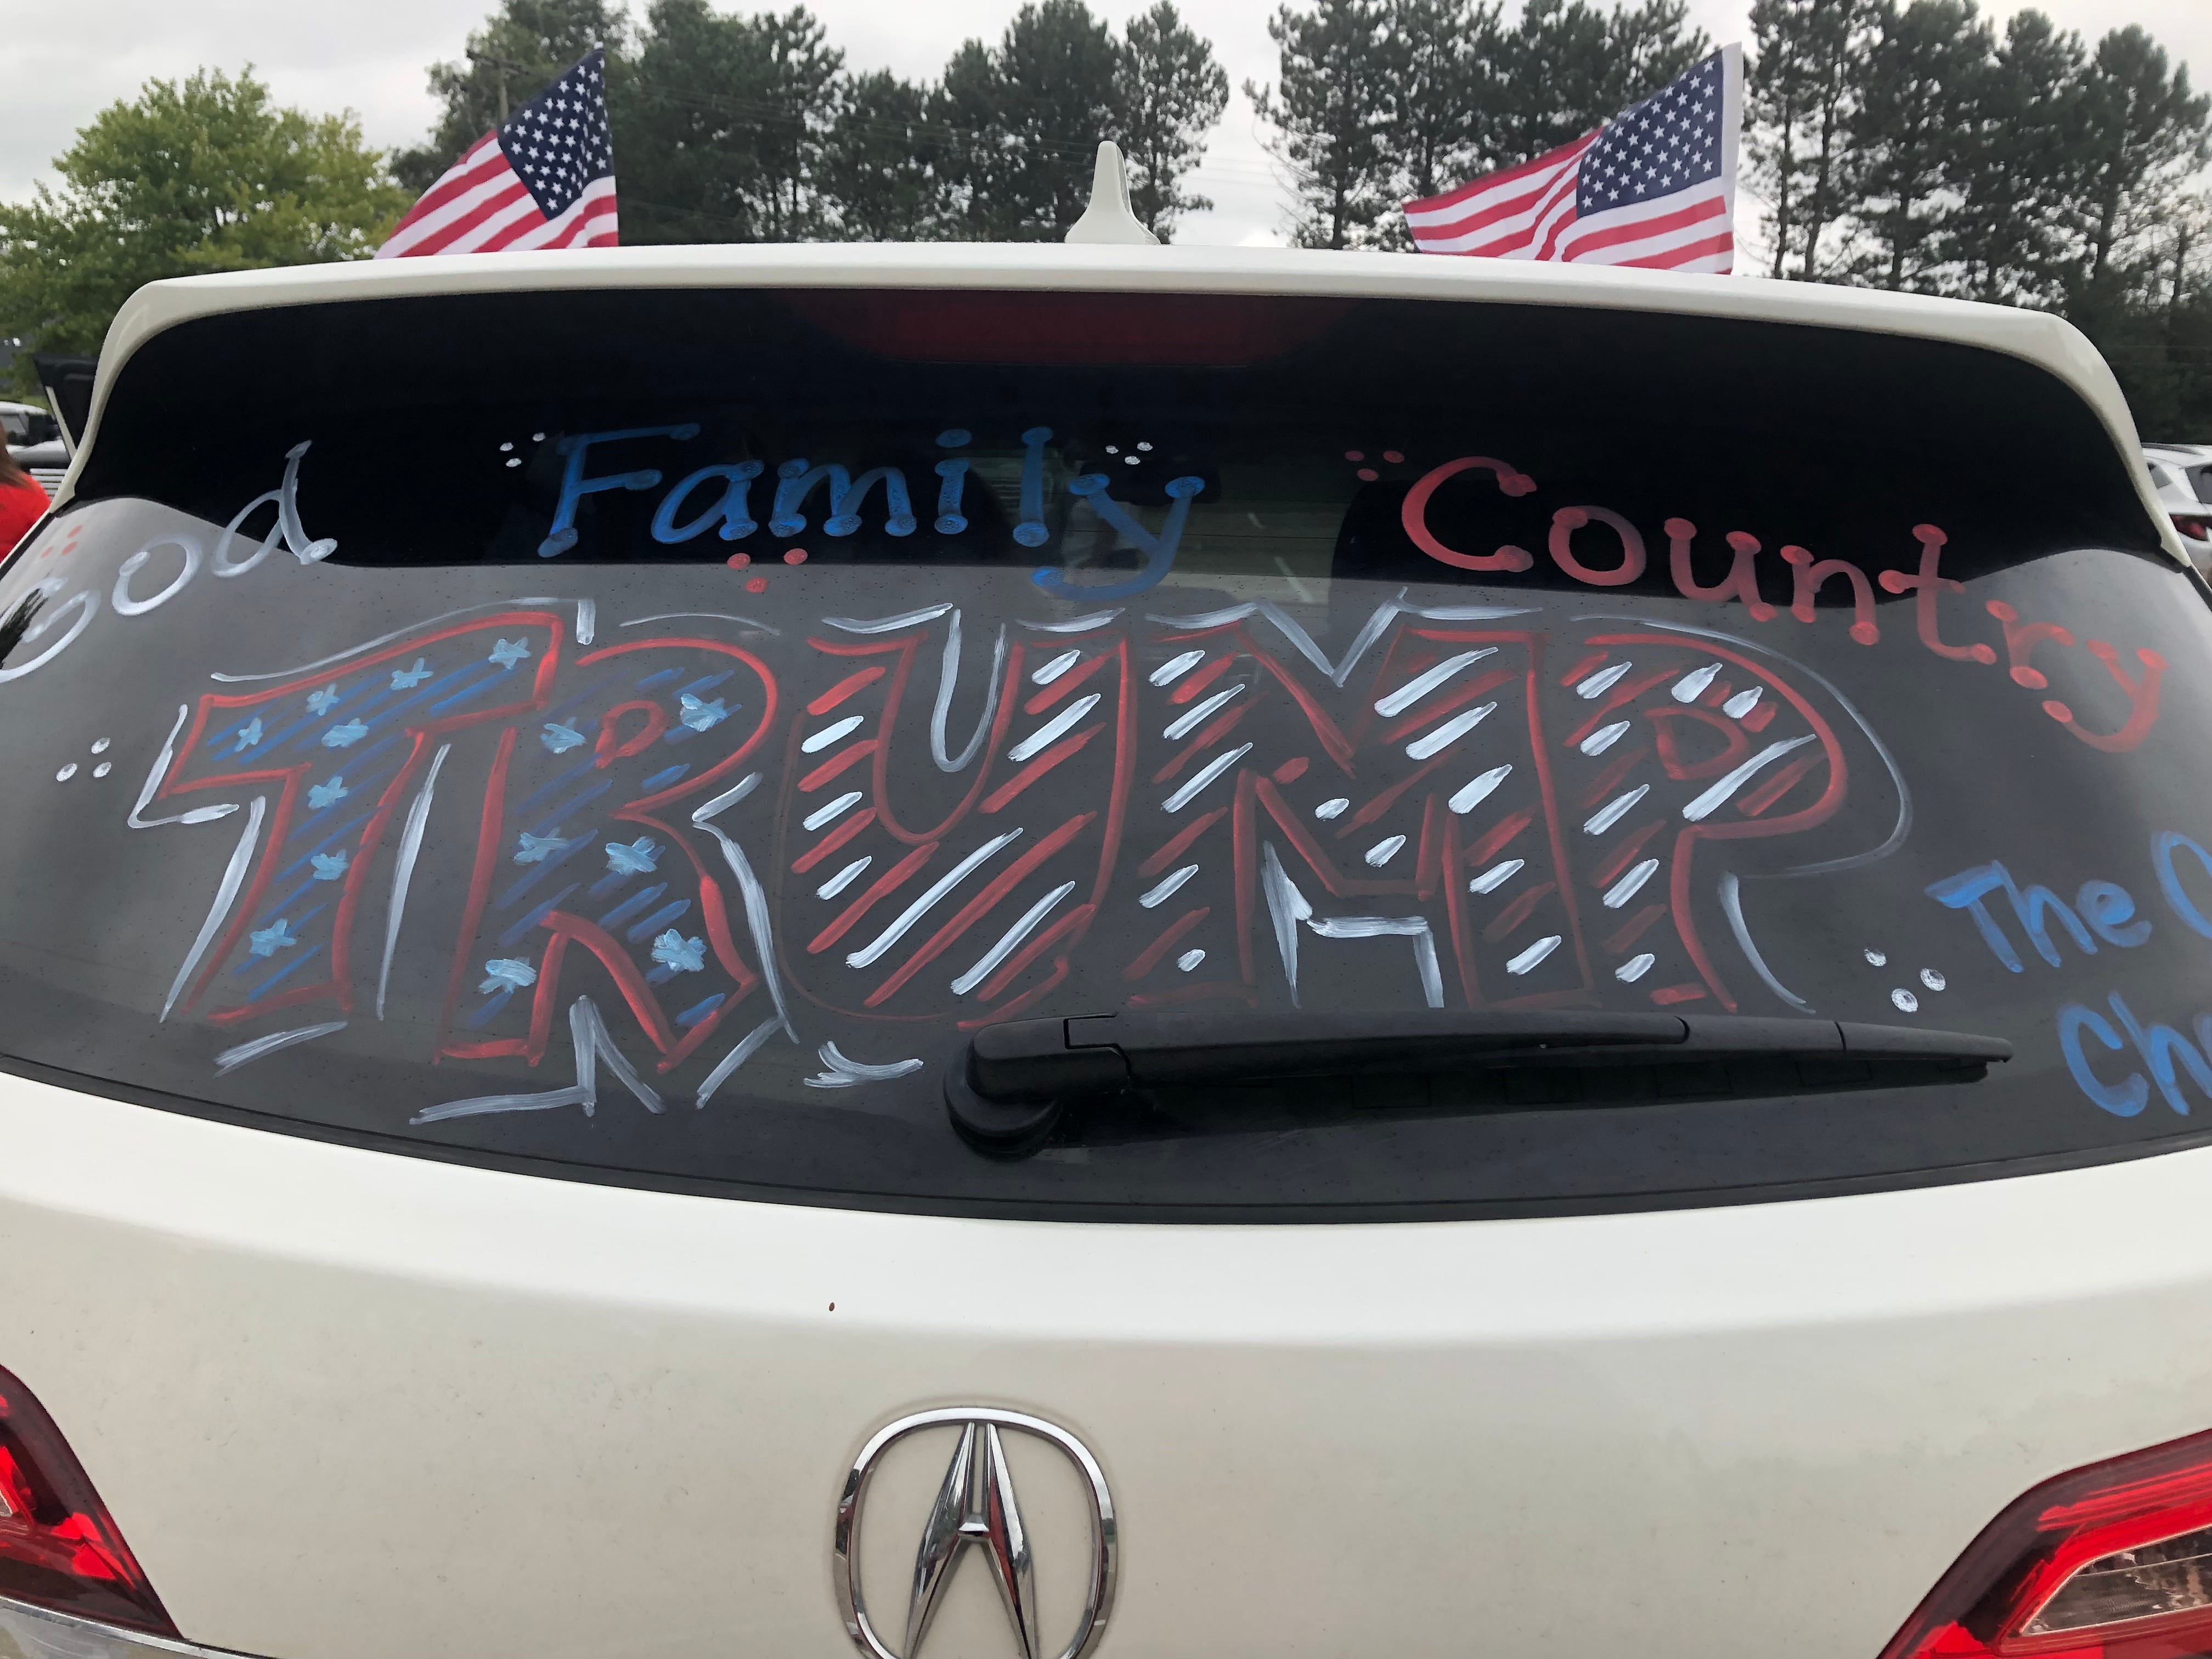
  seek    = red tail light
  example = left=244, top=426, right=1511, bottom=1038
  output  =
left=1882, top=1427, right=2212, bottom=1658
left=0, top=1363, right=173, bottom=1635
left=2175, top=515, right=2211, bottom=542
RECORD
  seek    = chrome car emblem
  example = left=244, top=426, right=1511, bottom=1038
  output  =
left=835, top=1407, right=1117, bottom=1659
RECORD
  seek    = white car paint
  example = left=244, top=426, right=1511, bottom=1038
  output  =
left=1, top=245, right=2204, bottom=1659
left=6, top=1069, right=2212, bottom=1659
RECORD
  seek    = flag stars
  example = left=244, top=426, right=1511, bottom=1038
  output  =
left=248, top=917, right=299, bottom=957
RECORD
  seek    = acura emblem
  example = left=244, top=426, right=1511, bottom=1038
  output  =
left=834, top=1407, right=1118, bottom=1659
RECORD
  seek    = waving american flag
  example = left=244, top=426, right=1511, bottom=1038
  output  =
left=378, top=48, right=618, bottom=258
left=1403, top=46, right=1740, bottom=273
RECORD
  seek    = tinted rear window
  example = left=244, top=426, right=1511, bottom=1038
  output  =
left=0, top=285, right=2199, bottom=1220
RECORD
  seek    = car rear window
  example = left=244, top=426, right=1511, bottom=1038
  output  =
left=0, top=284, right=2199, bottom=1220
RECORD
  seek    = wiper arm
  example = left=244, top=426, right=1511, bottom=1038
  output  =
left=944, top=1009, right=2011, bottom=1155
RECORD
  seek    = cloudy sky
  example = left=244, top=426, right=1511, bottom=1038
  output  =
left=0, top=0, right=2203, bottom=246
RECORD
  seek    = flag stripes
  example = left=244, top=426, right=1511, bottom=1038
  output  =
left=1404, top=45, right=1741, bottom=274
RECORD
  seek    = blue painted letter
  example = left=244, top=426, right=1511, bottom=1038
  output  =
left=540, top=424, right=699, bottom=557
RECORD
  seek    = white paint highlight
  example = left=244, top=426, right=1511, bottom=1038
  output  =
left=1584, top=783, right=1650, bottom=834
left=1373, top=648, right=1497, bottom=717
left=845, top=830, right=1023, bottom=969
left=1577, top=660, right=1631, bottom=697
left=1404, top=701, right=1497, bottom=759
left=1580, top=720, right=1630, bottom=755
left=1506, top=935, right=1562, bottom=975
left=1163, top=682, right=1243, bottom=740
left=1470, top=858, right=1524, bottom=894
left=816, top=856, right=871, bottom=899
left=1682, top=735, right=1818, bottom=821
left=1149, top=650, right=1205, bottom=686
left=950, top=881, right=1076, bottom=995
left=802, top=791, right=863, bottom=831
left=1140, top=865, right=1198, bottom=908
left=1603, top=858, right=1660, bottom=908
left=1364, top=835, right=1407, bottom=867
left=1449, top=764, right=1512, bottom=814
left=802, top=715, right=865, bottom=754
left=1163, top=742, right=1251, bottom=811
left=1009, top=693, right=1099, bottom=762
left=1672, top=662, right=1723, bottom=702
left=1032, top=650, right=1082, bottom=685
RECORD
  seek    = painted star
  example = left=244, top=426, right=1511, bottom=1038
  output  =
left=390, top=658, right=432, bottom=690
left=307, top=776, right=347, bottom=810
left=603, top=837, right=659, bottom=877
left=514, top=831, right=569, bottom=865
left=321, top=719, right=368, bottom=748
left=309, top=851, right=349, bottom=881
left=541, top=722, right=585, bottom=753
left=478, top=957, right=539, bottom=994
left=488, top=637, right=531, bottom=669
left=306, top=684, right=341, bottom=716
left=650, top=930, right=706, bottom=973
left=232, top=718, right=264, bottom=752
left=248, top=917, right=298, bottom=957
left=678, top=693, right=728, bottom=732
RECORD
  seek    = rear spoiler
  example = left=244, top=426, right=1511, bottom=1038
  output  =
left=31, top=354, right=95, bottom=459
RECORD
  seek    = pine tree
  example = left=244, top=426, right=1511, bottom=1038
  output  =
left=1247, top=0, right=1402, bottom=249
left=1388, top=0, right=1498, bottom=207
left=1113, top=2, right=1229, bottom=239
left=1748, top=0, right=1873, bottom=279
left=395, top=0, right=627, bottom=192
left=2069, top=27, right=2211, bottom=328
left=620, top=2, right=842, bottom=243
left=939, top=0, right=1123, bottom=240
left=816, top=70, right=957, bottom=241
left=1839, top=0, right=1993, bottom=291
left=1488, top=0, right=1708, bottom=168
left=1940, top=10, right=2087, bottom=304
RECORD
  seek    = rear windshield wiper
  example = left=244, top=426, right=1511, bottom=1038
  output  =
left=943, top=1009, right=2012, bottom=1156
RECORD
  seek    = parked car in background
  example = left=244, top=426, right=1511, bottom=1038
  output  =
left=0, top=400, right=66, bottom=494
left=0, top=401, right=57, bottom=449
left=0, top=243, right=2206, bottom=1659
left=2147, top=445, right=2212, bottom=572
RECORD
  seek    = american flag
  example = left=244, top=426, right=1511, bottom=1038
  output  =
left=377, top=48, right=618, bottom=258
left=1403, top=46, right=1740, bottom=273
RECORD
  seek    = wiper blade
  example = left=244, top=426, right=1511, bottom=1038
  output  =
left=944, top=1009, right=2011, bottom=1155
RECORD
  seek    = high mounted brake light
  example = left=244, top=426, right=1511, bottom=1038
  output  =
left=0, top=1364, right=173, bottom=1635
left=1881, top=1427, right=2212, bottom=1658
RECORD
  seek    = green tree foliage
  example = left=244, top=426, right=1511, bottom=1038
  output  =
left=940, top=0, right=1124, bottom=239
left=816, top=70, right=959, bottom=242
left=1248, top=0, right=1707, bottom=248
left=622, top=2, right=843, bottom=243
left=1747, top=0, right=1870, bottom=279
left=1488, top=0, right=1709, bottom=165
left=395, top=0, right=627, bottom=193
left=1748, top=0, right=2212, bottom=432
left=0, top=67, right=407, bottom=386
left=400, top=0, right=1224, bottom=245
left=1841, top=0, right=1995, bottom=290
left=1115, top=3, right=1231, bottom=237
left=1247, top=0, right=1401, bottom=249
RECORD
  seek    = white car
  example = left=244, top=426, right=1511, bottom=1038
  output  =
left=2148, top=443, right=2212, bottom=571
left=0, top=236, right=2204, bottom=1659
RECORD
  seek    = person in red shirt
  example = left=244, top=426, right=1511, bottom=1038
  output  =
left=0, top=434, right=50, bottom=557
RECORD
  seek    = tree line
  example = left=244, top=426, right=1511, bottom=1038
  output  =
left=1748, top=0, right=2208, bottom=433
left=398, top=0, right=1229, bottom=244
left=0, top=0, right=2204, bottom=430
